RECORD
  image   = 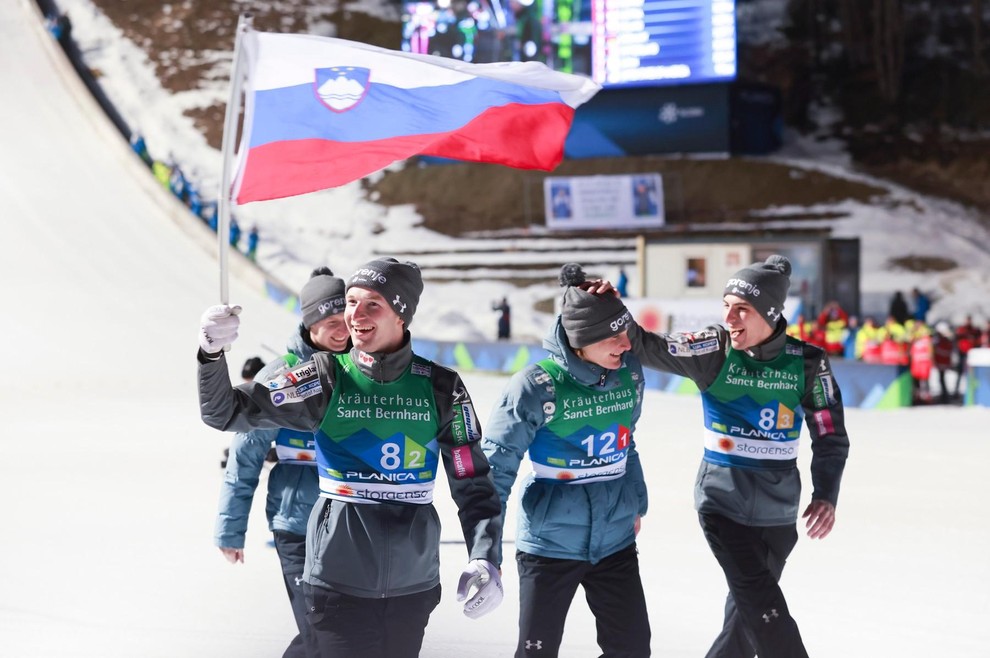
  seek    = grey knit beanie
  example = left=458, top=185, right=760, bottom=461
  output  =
left=559, top=263, right=632, bottom=349
left=723, top=255, right=792, bottom=327
left=300, top=267, right=346, bottom=329
left=346, top=258, right=423, bottom=326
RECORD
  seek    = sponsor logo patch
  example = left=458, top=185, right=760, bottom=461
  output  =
left=786, top=344, right=802, bottom=356
left=450, top=404, right=475, bottom=445
left=461, top=403, right=480, bottom=441
left=287, top=363, right=317, bottom=383
left=451, top=445, right=476, bottom=479
left=818, top=375, right=837, bottom=406
left=689, top=338, right=719, bottom=354
left=813, top=409, right=835, bottom=435
left=411, top=362, right=431, bottom=376
left=270, top=380, right=322, bottom=406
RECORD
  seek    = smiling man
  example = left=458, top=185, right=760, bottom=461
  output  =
left=483, top=263, right=650, bottom=658
left=598, top=254, right=850, bottom=658
left=197, top=258, right=504, bottom=658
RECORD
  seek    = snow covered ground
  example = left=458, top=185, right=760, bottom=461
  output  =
left=3, top=1, right=989, bottom=656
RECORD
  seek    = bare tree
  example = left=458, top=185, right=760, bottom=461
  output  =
left=837, top=0, right=869, bottom=67
left=974, top=0, right=987, bottom=75
left=871, top=0, right=905, bottom=103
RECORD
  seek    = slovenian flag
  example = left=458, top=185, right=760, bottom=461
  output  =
left=230, top=31, right=601, bottom=204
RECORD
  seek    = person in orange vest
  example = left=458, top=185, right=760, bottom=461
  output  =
left=909, top=323, right=933, bottom=403
left=932, top=322, right=956, bottom=404
left=954, top=315, right=982, bottom=397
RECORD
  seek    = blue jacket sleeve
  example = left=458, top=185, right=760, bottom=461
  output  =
left=481, top=367, right=548, bottom=507
left=214, top=427, right=279, bottom=548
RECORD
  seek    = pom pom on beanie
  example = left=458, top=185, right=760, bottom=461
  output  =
left=301, top=267, right=346, bottom=329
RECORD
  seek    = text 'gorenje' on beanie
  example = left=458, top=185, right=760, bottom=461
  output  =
left=346, top=258, right=424, bottom=327
left=300, top=266, right=346, bottom=329
left=558, top=263, right=632, bottom=349
left=723, top=255, right=792, bottom=327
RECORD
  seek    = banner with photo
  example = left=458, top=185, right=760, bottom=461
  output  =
left=544, top=173, right=665, bottom=230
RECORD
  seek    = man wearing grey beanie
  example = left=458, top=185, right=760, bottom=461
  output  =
left=300, top=267, right=347, bottom=335
left=602, top=254, right=850, bottom=658
left=482, top=263, right=651, bottom=658
left=197, top=257, right=503, bottom=658
left=346, top=257, right=424, bottom=328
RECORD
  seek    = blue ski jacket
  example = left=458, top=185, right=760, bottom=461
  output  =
left=482, top=318, right=648, bottom=565
left=214, top=326, right=319, bottom=546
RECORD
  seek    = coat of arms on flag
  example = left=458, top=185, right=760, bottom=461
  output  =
left=314, top=67, right=370, bottom=113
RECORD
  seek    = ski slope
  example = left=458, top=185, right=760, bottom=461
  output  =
left=1, top=1, right=989, bottom=655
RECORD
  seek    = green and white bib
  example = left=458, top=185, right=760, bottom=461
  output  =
left=316, top=354, right=440, bottom=504
left=529, top=359, right=638, bottom=484
left=700, top=338, right=806, bottom=470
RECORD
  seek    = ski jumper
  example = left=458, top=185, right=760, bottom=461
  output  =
left=199, top=335, right=501, bottom=658
left=628, top=320, right=849, bottom=658
left=484, top=319, right=651, bottom=658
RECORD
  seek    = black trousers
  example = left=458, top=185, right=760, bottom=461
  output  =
left=699, top=513, right=808, bottom=658
left=273, top=531, right=318, bottom=658
left=515, top=543, right=651, bottom=658
left=954, top=353, right=968, bottom=396
left=937, top=368, right=950, bottom=403
left=304, top=583, right=440, bottom=658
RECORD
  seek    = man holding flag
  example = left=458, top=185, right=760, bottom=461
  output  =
left=198, top=259, right=504, bottom=657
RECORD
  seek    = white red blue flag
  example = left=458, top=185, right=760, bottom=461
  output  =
left=230, top=31, right=601, bottom=204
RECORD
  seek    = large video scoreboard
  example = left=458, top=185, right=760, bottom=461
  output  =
left=401, top=0, right=736, bottom=89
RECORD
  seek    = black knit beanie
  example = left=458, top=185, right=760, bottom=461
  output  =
left=300, top=267, right=346, bottom=329
left=558, top=263, right=632, bottom=349
left=723, top=255, right=792, bottom=327
left=346, top=258, right=423, bottom=326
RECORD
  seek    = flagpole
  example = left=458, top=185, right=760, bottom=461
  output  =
left=217, top=13, right=253, bottom=305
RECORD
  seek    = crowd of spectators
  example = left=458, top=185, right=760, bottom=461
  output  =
left=786, top=288, right=985, bottom=405
left=130, top=132, right=260, bottom=261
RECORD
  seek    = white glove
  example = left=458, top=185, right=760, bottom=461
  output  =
left=456, top=559, right=503, bottom=619
left=199, top=304, right=241, bottom=355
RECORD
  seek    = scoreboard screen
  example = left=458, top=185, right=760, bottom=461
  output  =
left=401, top=0, right=736, bottom=89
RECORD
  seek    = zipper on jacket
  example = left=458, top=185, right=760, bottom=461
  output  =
left=380, top=510, right=390, bottom=598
